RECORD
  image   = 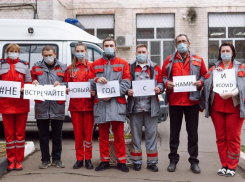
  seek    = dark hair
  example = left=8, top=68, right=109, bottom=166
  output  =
left=218, top=42, right=236, bottom=61
left=136, top=44, right=148, bottom=51
left=102, top=37, right=116, bottom=47
left=69, top=41, right=87, bottom=74
left=42, top=45, right=56, bottom=54
left=175, top=34, right=189, bottom=43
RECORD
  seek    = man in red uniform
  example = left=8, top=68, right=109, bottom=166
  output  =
left=162, top=34, right=207, bottom=173
left=0, top=43, right=32, bottom=171
left=89, top=37, right=131, bottom=172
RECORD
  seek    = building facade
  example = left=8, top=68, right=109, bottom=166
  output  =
left=0, top=0, right=245, bottom=67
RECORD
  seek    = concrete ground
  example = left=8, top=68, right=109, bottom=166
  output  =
left=0, top=112, right=245, bottom=182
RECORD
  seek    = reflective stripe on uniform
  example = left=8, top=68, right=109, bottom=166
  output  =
left=193, top=58, right=201, bottom=62
left=227, top=155, right=240, bottom=160
left=100, top=157, right=110, bottom=159
left=16, top=145, right=25, bottom=148
left=173, top=60, right=182, bottom=63
left=146, top=150, right=158, bottom=161
left=16, top=140, right=25, bottom=143
left=84, top=141, right=92, bottom=144
left=112, top=64, right=124, bottom=68
left=118, top=157, right=126, bottom=160
left=228, top=151, right=240, bottom=156
left=6, top=141, right=15, bottom=145
left=6, top=146, right=15, bottom=149
left=94, top=65, right=104, bottom=69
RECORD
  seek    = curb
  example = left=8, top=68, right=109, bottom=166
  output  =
left=0, top=141, right=35, bottom=176
left=238, top=151, right=245, bottom=171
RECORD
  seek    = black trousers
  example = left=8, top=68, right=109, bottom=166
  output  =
left=37, top=119, right=63, bottom=162
left=168, top=104, right=199, bottom=164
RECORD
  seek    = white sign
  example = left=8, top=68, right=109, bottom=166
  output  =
left=132, top=80, right=155, bottom=97
left=24, top=84, right=45, bottom=101
left=0, top=81, right=21, bottom=98
left=96, top=80, right=120, bottom=98
left=24, top=85, right=66, bottom=101
left=68, top=82, right=91, bottom=98
left=173, top=75, right=197, bottom=93
left=42, top=85, right=66, bottom=101
left=213, top=68, right=236, bottom=94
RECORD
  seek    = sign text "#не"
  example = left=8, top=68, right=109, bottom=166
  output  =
left=0, top=86, right=18, bottom=95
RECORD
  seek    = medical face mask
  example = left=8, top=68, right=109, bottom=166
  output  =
left=104, top=47, right=115, bottom=56
left=75, top=52, right=85, bottom=59
left=8, top=52, right=19, bottom=60
left=136, top=54, right=148, bottom=63
left=44, top=56, right=54, bottom=64
left=177, top=43, right=188, bottom=53
left=221, top=53, right=232, bottom=61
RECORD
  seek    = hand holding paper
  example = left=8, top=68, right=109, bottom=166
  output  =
left=173, top=75, right=197, bottom=93
left=132, top=80, right=155, bottom=97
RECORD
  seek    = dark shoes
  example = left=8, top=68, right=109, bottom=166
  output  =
left=191, top=163, right=201, bottom=174
left=39, top=161, right=51, bottom=169
left=133, top=164, right=141, bottom=171
left=85, top=160, right=93, bottom=169
left=147, top=164, right=158, bottom=172
left=117, top=163, right=129, bottom=172
left=52, top=160, right=65, bottom=168
left=73, top=160, right=83, bottom=169
left=95, top=162, right=111, bottom=171
left=167, top=163, right=176, bottom=172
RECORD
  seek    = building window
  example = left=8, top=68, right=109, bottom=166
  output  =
left=77, top=15, right=115, bottom=39
left=208, top=13, right=245, bottom=68
left=136, top=14, right=175, bottom=66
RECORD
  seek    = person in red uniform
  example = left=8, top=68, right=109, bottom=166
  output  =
left=89, top=37, right=131, bottom=172
left=0, top=43, right=32, bottom=171
left=162, top=34, right=207, bottom=173
left=202, top=42, right=245, bottom=177
left=64, top=42, right=95, bottom=169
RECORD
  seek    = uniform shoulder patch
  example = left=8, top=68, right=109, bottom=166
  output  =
left=204, top=66, right=215, bottom=79
left=19, top=59, right=29, bottom=65
left=239, top=64, right=245, bottom=69
left=0, top=59, right=7, bottom=63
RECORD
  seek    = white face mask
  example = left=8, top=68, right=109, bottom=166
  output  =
left=43, top=56, right=54, bottom=65
left=8, top=52, right=19, bottom=60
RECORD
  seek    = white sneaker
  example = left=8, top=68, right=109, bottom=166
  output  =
left=225, top=169, right=235, bottom=177
left=217, top=167, right=227, bottom=176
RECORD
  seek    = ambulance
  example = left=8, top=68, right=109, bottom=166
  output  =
left=0, top=19, right=168, bottom=132
left=0, top=19, right=103, bottom=122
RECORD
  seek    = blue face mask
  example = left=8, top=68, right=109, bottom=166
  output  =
left=177, top=43, right=188, bottom=53
left=136, top=54, right=147, bottom=63
left=75, top=52, right=85, bottom=59
left=104, top=47, right=115, bottom=56
left=221, top=53, right=232, bottom=61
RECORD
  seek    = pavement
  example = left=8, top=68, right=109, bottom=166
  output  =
left=0, top=112, right=245, bottom=182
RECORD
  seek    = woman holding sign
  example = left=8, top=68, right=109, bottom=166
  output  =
left=202, top=42, right=245, bottom=177
left=0, top=43, right=32, bottom=171
left=64, top=42, right=94, bottom=170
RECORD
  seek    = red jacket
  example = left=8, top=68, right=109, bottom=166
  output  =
left=162, top=52, right=207, bottom=106
left=64, top=60, right=94, bottom=111
left=0, top=57, right=32, bottom=114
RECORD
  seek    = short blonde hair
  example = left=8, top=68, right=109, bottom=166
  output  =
left=6, top=43, right=20, bottom=54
